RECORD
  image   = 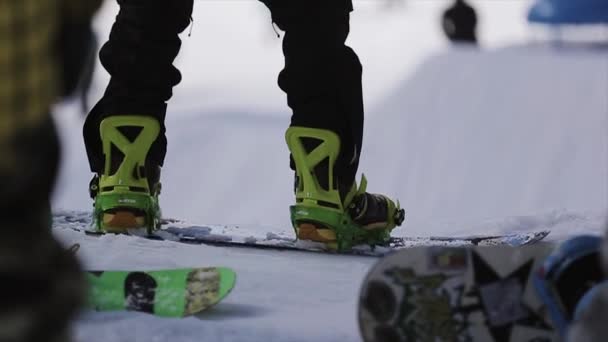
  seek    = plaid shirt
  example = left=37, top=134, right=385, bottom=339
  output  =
left=0, top=0, right=101, bottom=168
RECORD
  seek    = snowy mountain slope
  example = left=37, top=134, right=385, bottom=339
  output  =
left=363, top=44, right=608, bottom=237
left=50, top=43, right=607, bottom=341
left=54, top=45, right=608, bottom=237
left=48, top=2, right=607, bottom=341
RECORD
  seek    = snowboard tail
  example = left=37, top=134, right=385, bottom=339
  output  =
left=87, top=267, right=236, bottom=317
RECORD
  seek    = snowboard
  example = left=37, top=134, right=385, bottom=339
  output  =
left=54, top=211, right=550, bottom=257
left=358, top=243, right=559, bottom=341
left=87, top=267, right=236, bottom=317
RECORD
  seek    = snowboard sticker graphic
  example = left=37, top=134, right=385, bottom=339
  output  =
left=359, top=244, right=559, bottom=341
left=87, top=267, right=236, bottom=317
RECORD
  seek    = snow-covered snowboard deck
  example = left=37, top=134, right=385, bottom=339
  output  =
left=53, top=211, right=549, bottom=257
left=87, top=267, right=236, bottom=317
left=358, top=243, right=558, bottom=341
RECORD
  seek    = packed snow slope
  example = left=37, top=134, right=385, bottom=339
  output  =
left=364, top=44, right=608, bottom=240
left=54, top=44, right=608, bottom=239
left=52, top=43, right=607, bottom=342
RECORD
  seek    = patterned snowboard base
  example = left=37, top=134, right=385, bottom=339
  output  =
left=87, top=267, right=236, bottom=317
left=359, top=243, right=559, bottom=341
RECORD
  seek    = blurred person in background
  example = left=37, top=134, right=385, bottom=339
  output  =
left=85, top=0, right=405, bottom=250
left=0, top=0, right=101, bottom=341
left=442, top=0, right=478, bottom=44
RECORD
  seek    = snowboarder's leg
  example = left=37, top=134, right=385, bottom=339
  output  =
left=267, top=1, right=363, bottom=188
left=84, top=0, right=194, bottom=232
left=261, top=1, right=405, bottom=250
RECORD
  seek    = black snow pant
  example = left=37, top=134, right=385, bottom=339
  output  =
left=83, top=0, right=364, bottom=187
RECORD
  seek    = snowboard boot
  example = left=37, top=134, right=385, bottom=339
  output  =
left=285, top=127, right=405, bottom=251
left=89, top=116, right=162, bottom=234
left=535, top=235, right=605, bottom=338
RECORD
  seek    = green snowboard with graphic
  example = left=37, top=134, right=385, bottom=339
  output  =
left=87, top=267, right=236, bottom=317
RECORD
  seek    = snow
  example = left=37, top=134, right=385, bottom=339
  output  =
left=365, top=44, right=608, bottom=239
left=55, top=228, right=372, bottom=342
left=50, top=1, right=607, bottom=341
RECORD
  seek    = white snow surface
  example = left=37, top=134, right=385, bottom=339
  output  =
left=50, top=3, right=608, bottom=341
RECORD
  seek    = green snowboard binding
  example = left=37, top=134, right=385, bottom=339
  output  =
left=90, top=116, right=162, bottom=234
left=285, top=127, right=405, bottom=251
